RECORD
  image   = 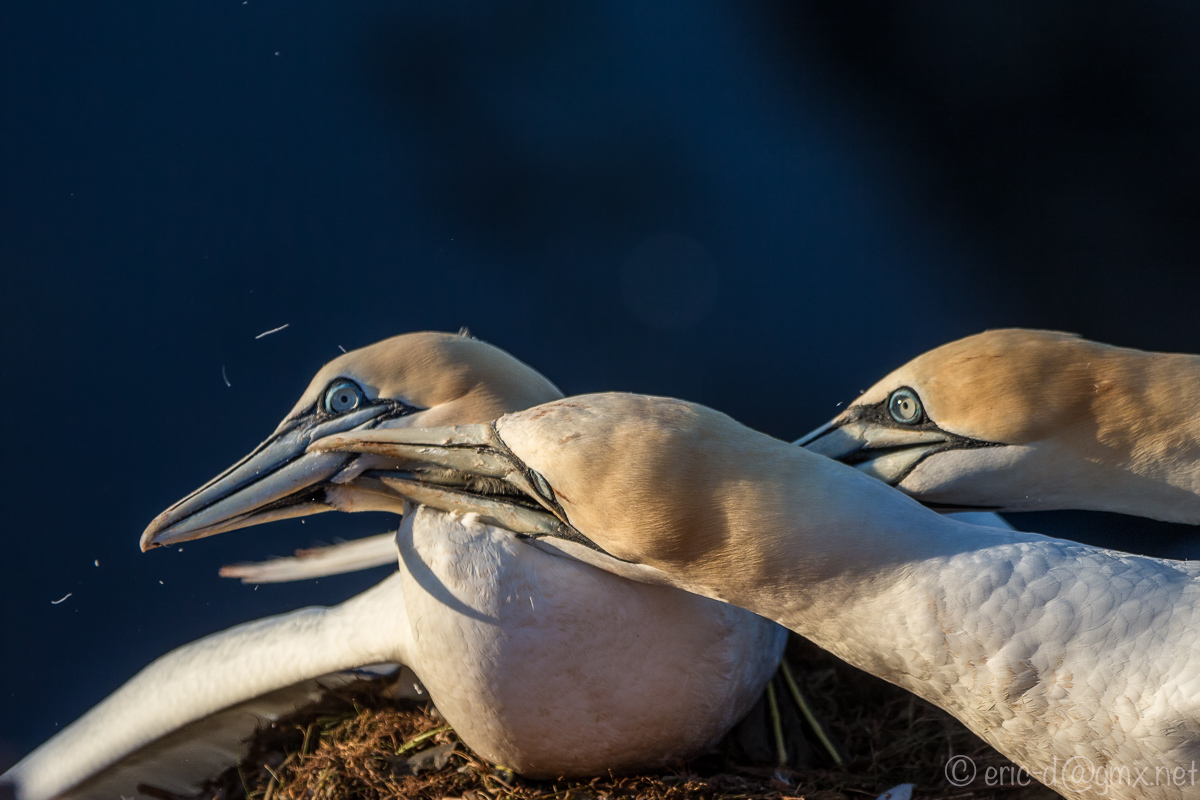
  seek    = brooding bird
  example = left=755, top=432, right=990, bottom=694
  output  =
left=314, top=392, right=1200, bottom=800
left=796, top=329, right=1200, bottom=523
left=2, top=333, right=785, bottom=800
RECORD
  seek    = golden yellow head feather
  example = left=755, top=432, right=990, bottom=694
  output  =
left=283, top=331, right=563, bottom=429
left=854, top=328, right=1200, bottom=456
left=804, top=329, right=1200, bottom=522
left=142, top=331, right=563, bottom=548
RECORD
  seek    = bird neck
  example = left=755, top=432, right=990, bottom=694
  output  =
left=644, top=445, right=1027, bottom=642
left=1070, top=349, right=1200, bottom=523
left=699, top=456, right=1198, bottom=787
left=707, top=458, right=1031, bottom=644
left=757, top=494, right=1036, bottom=684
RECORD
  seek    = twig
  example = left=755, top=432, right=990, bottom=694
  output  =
left=780, top=660, right=845, bottom=766
left=301, top=722, right=317, bottom=756
left=765, top=680, right=787, bottom=767
left=396, top=724, right=453, bottom=755
left=255, top=324, right=289, bottom=339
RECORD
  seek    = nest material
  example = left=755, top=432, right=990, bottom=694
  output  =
left=178, top=638, right=1058, bottom=800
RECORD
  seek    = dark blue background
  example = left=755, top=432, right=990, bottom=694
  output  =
left=3, top=2, right=1199, bottom=761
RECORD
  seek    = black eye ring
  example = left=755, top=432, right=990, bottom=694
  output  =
left=324, top=379, right=365, bottom=414
left=887, top=387, right=923, bottom=424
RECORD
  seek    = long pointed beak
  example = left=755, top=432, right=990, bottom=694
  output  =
left=308, top=425, right=600, bottom=551
left=140, top=404, right=395, bottom=551
left=795, top=414, right=949, bottom=486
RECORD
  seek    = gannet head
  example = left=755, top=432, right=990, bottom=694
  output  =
left=306, top=393, right=742, bottom=587
left=140, top=331, right=562, bottom=550
left=308, top=392, right=918, bottom=600
left=796, top=328, right=1200, bottom=521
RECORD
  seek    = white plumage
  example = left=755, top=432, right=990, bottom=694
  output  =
left=1, top=333, right=785, bottom=800
left=5, top=507, right=781, bottom=799
left=330, top=392, right=1200, bottom=800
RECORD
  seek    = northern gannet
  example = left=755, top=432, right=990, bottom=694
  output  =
left=2, top=334, right=785, bottom=800
left=796, top=329, right=1200, bottom=523
left=314, top=393, right=1200, bottom=800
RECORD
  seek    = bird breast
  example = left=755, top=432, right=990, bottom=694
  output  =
left=397, top=507, right=787, bottom=776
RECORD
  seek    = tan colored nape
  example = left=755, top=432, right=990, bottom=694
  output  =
left=280, top=331, right=563, bottom=427
left=855, top=328, right=1200, bottom=449
left=498, top=394, right=834, bottom=578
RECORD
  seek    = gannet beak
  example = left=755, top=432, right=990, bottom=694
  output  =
left=796, top=413, right=953, bottom=486
left=308, top=426, right=601, bottom=551
left=141, top=403, right=403, bottom=551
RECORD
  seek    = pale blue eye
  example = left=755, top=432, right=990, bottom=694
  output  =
left=324, top=380, right=364, bottom=414
left=887, top=388, right=922, bottom=424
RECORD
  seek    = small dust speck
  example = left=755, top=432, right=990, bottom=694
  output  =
left=94, top=560, right=99, bottom=567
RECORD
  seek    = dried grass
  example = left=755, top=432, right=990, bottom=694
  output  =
left=175, top=638, right=1058, bottom=800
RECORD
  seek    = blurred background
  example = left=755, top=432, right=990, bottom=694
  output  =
left=2, top=1, right=1199, bottom=761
